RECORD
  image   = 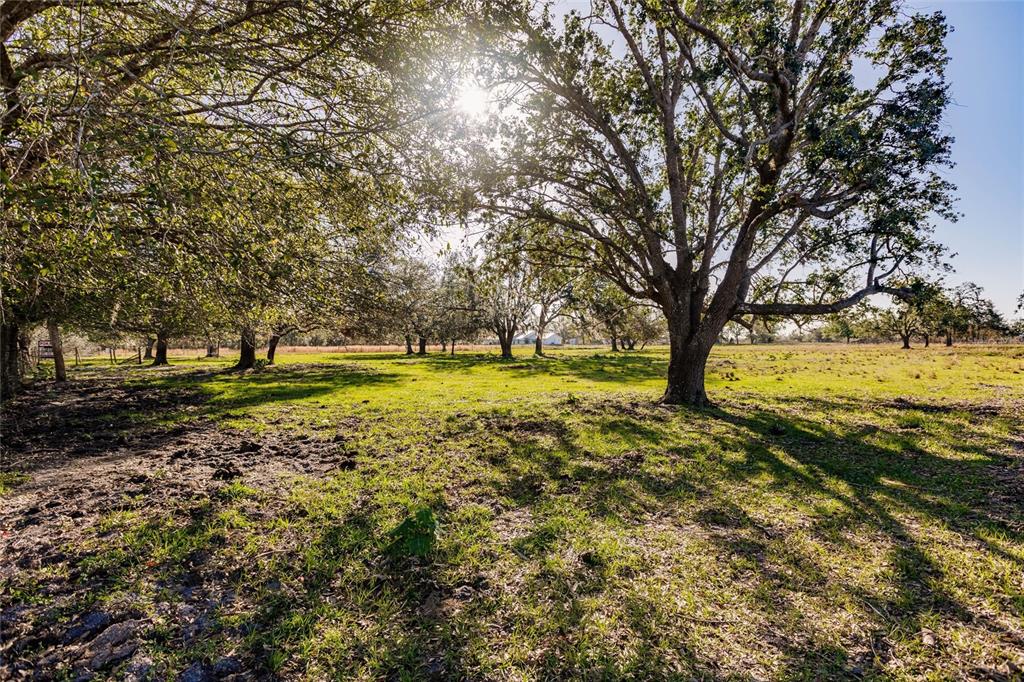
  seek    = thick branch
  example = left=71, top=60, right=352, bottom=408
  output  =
left=736, top=283, right=913, bottom=316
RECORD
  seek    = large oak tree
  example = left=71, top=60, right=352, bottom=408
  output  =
left=468, top=0, right=955, bottom=405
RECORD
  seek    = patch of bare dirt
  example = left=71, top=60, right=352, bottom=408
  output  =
left=0, top=379, right=361, bottom=680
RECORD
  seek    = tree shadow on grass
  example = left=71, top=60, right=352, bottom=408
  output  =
left=206, top=366, right=400, bottom=412
left=712, top=394, right=1024, bottom=556
left=1, top=363, right=399, bottom=477
left=6, top=479, right=468, bottom=679
left=703, top=398, right=1022, bottom=676
left=411, top=350, right=669, bottom=385
left=468, top=394, right=1023, bottom=678
left=6, top=375, right=1021, bottom=679
left=222, top=497, right=505, bottom=680
left=137, top=363, right=401, bottom=418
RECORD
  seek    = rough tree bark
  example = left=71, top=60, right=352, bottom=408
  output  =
left=417, top=336, right=427, bottom=355
left=901, top=334, right=911, bottom=350
left=17, top=331, right=30, bottom=372
left=153, top=332, right=169, bottom=366
left=945, top=330, right=953, bottom=346
left=1, top=322, right=21, bottom=400
left=235, top=328, right=257, bottom=370
left=534, top=297, right=558, bottom=357
left=661, top=315, right=716, bottom=407
left=205, top=341, right=218, bottom=357
left=267, top=334, right=281, bottom=364
left=497, top=329, right=514, bottom=359
left=923, top=333, right=930, bottom=348
left=144, top=337, right=155, bottom=360
left=46, top=319, right=66, bottom=382
left=405, top=334, right=414, bottom=355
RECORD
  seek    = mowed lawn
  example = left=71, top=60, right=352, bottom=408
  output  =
left=2, top=344, right=1023, bottom=680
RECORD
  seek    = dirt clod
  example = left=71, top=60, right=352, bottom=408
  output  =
left=62, top=612, right=112, bottom=644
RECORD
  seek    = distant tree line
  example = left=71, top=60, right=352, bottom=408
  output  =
left=717, top=282, right=1019, bottom=347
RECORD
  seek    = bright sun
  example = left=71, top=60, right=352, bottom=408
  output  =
left=455, top=82, right=489, bottom=118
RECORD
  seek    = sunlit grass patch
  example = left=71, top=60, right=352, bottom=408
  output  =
left=0, top=471, right=29, bottom=495
left=13, top=344, right=1024, bottom=679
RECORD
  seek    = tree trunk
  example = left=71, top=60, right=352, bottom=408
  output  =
left=1, top=322, right=22, bottom=400
left=144, top=337, right=155, bottom=360
left=610, top=335, right=619, bottom=352
left=923, top=333, right=930, bottom=348
left=845, top=334, right=851, bottom=344
left=405, top=334, right=414, bottom=355
left=417, top=336, right=427, bottom=355
left=662, top=316, right=715, bottom=407
left=47, top=319, right=66, bottom=382
left=450, top=339, right=456, bottom=356
left=205, top=342, right=218, bottom=357
left=17, top=331, right=31, bottom=374
left=497, top=330, right=514, bottom=359
left=945, top=331, right=952, bottom=346
left=901, top=334, right=911, bottom=350
left=534, top=335, right=544, bottom=356
left=441, top=340, right=447, bottom=352
left=267, top=334, right=281, bottom=364
left=235, top=328, right=257, bottom=370
left=153, top=332, right=169, bottom=366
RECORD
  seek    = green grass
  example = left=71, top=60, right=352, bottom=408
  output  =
left=84, top=343, right=1024, bottom=425
left=0, top=470, right=29, bottom=495
left=27, top=345, right=1024, bottom=678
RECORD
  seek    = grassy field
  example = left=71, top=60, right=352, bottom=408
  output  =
left=2, top=344, right=1023, bottom=680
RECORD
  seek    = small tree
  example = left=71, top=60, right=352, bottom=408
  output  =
left=577, top=278, right=633, bottom=352
left=386, top=256, right=441, bottom=355
left=875, top=303, right=921, bottom=349
left=433, top=251, right=485, bottom=355
left=1011, top=294, right=1024, bottom=339
left=531, top=267, right=574, bottom=357
left=820, top=304, right=872, bottom=344
left=478, top=255, right=534, bottom=359
left=618, top=306, right=665, bottom=350
left=954, top=283, right=1008, bottom=341
left=720, top=321, right=747, bottom=345
left=916, top=287, right=957, bottom=347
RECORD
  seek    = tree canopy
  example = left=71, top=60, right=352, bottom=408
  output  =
left=458, top=0, right=956, bottom=403
left=2, top=0, right=1003, bottom=406
left=1, top=0, right=457, bottom=393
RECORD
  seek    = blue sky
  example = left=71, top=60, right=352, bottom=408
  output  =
left=912, top=0, right=1023, bottom=316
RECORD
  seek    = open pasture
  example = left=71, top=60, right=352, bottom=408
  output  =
left=2, top=344, right=1023, bottom=680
